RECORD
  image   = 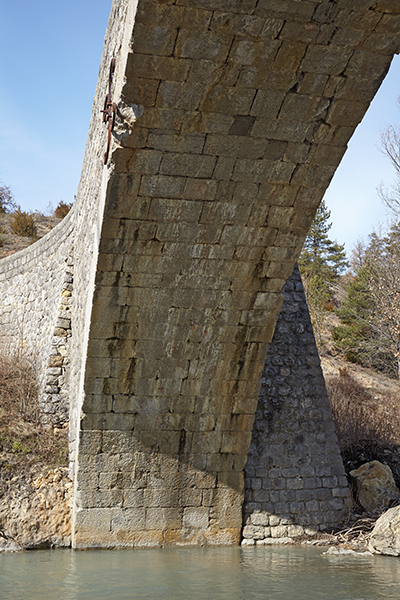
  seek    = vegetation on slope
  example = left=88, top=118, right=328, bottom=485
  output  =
left=0, top=189, right=73, bottom=257
left=0, top=350, right=68, bottom=497
left=299, top=196, right=400, bottom=498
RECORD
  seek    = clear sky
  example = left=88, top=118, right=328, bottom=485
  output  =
left=1, top=0, right=399, bottom=255
left=0, top=0, right=112, bottom=213
left=325, top=54, right=400, bottom=253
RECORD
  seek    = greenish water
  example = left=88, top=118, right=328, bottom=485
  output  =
left=1, top=546, right=400, bottom=600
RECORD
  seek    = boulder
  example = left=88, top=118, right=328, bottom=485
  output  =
left=369, top=505, right=400, bottom=556
left=350, top=461, right=400, bottom=512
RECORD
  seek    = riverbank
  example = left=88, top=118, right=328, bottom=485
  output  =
left=0, top=466, right=71, bottom=551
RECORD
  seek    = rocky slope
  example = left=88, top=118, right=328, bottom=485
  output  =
left=0, top=467, right=72, bottom=551
left=0, top=212, right=62, bottom=259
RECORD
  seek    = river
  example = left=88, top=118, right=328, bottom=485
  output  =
left=1, top=546, right=400, bottom=600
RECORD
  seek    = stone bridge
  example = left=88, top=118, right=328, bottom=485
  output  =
left=1, top=0, right=400, bottom=548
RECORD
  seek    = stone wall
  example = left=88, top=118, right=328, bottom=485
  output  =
left=0, top=208, right=75, bottom=425
left=242, top=265, right=348, bottom=544
left=68, top=0, right=136, bottom=483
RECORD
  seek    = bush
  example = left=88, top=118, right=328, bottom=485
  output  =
left=54, top=201, right=73, bottom=219
left=326, top=372, right=400, bottom=487
left=10, top=208, right=37, bottom=238
left=0, top=350, right=68, bottom=469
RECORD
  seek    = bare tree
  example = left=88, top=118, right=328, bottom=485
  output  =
left=367, top=240, right=400, bottom=379
left=0, top=183, right=16, bottom=213
left=335, top=222, right=400, bottom=379
left=378, top=99, right=400, bottom=214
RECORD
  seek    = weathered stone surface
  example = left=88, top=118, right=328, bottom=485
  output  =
left=369, top=505, right=400, bottom=556
left=0, top=468, right=72, bottom=550
left=0, top=214, right=74, bottom=426
left=350, top=461, right=400, bottom=512
left=1, top=0, right=400, bottom=549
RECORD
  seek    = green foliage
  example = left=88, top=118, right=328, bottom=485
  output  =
left=12, top=441, right=30, bottom=454
left=299, top=200, right=348, bottom=348
left=299, top=200, right=348, bottom=283
left=333, top=268, right=376, bottom=364
left=302, top=274, right=330, bottom=348
left=10, top=207, right=37, bottom=238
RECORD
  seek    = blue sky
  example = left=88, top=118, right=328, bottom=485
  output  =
left=1, top=0, right=399, bottom=254
left=0, top=0, right=112, bottom=213
left=325, top=54, right=400, bottom=253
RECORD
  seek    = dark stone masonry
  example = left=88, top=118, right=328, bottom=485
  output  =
left=243, top=265, right=348, bottom=544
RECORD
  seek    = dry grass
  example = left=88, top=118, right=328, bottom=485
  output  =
left=326, top=371, right=400, bottom=488
left=0, top=351, right=68, bottom=489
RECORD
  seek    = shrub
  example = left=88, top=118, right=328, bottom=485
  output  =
left=10, top=208, right=37, bottom=238
left=0, top=349, right=68, bottom=469
left=326, top=372, right=400, bottom=486
left=328, top=373, right=399, bottom=447
left=54, top=201, right=73, bottom=219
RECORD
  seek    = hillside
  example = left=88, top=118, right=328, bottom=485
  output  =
left=0, top=212, right=62, bottom=259
left=317, top=312, right=400, bottom=491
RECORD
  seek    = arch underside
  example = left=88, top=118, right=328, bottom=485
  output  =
left=71, top=0, right=400, bottom=548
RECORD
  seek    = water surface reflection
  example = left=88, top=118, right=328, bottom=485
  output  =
left=1, top=546, right=400, bottom=600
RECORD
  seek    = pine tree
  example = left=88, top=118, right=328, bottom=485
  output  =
left=299, top=200, right=348, bottom=347
left=298, top=199, right=348, bottom=282
left=333, top=267, right=375, bottom=364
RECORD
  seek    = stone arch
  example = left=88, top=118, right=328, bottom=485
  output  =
left=70, top=0, right=400, bottom=548
left=1, top=0, right=399, bottom=548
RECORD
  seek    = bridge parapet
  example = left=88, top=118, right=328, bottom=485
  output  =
left=0, top=207, right=75, bottom=424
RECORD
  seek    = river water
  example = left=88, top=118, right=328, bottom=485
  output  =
left=1, top=546, right=400, bottom=600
